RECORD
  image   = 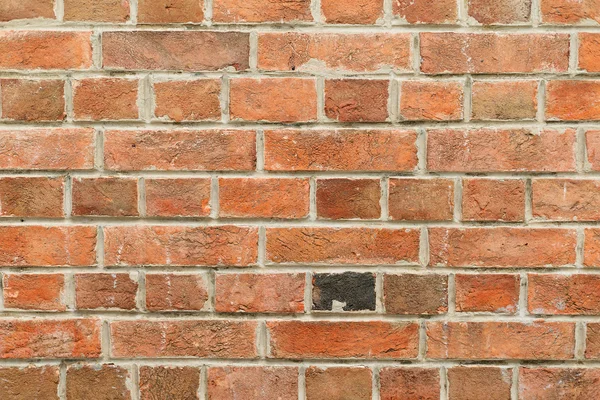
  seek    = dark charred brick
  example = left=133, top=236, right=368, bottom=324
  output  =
left=312, top=272, right=376, bottom=311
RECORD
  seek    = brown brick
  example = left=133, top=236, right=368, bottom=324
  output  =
left=66, top=365, right=131, bottom=400
left=0, top=0, right=55, bottom=21
left=317, top=179, right=381, bottom=220
left=468, top=0, right=531, bottom=24
left=325, top=79, right=389, bottom=122
left=138, top=0, right=203, bottom=23
left=145, top=178, right=211, bottom=217
left=306, top=367, right=372, bottom=400
left=213, top=0, right=311, bottom=22
left=140, top=366, right=200, bottom=400
left=207, top=367, right=298, bottom=400
left=448, top=366, right=513, bottom=400
left=154, top=79, right=221, bottom=122
left=389, top=178, right=454, bottom=221
left=3, top=274, right=65, bottom=311
left=1, top=79, right=65, bottom=121
left=462, top=179, right=525, bottom=222
left=471, top=80, right=538, bottom=120
left=145, top=274, right=208, bottom=311
left=73, top=78, right=139, bottom=121
left=394, top=0, right=457, bottom=23
left=75, top=273, right=138, bottom=310
left=0, top=177, right=64, bottom=218
left=380, top=368, right=440, bottom=400
left=0, top=366, right=59, bottom=399
left=64, top=0, right=130, bottom=22
left=321, top=0, right=383, bottom=24
left=384, top=274, right=448, bottom=315
left=400, top=81, right=463, bottom=121
left=455, top=274, right=520, bottom=313
left=72, top=177, right=138, bottom=217
left=533, top=179, right=600, bottom=221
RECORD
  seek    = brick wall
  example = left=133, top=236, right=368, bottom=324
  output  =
left=0, top=0, right=598, bottom=399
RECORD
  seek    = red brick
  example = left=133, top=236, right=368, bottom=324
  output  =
left=264, top=129, right=417, bottom=171
left=215, top=273, right=305, bottom=313
left=468, top=0, right=531, bottom=24
left=145, top=273, right=208, bottom=311
left=420, top=33, right=569, bottom=74
left=207, top=367, right=298, bottom=400
left=0, top=226, right=96, bottom=267
left=0, top=128, right=94, bottom=171
left=321, top=0, right=382, bottom=23
left=317, top=179, right=381, bottom=220
left=380, top=368, right=440, bottom=400
left=541, top=0, right=600, bottom=24
left=547, top=80, right=600, bottom=120
left=66, top=365, right=130, bottom=400
left=448, top=366, right=513, bottom=400
left=145, top=178, right=211, bottom=217
left=585, top=228, right=600, bottom=267
left=103, top=31, right=249, bottom=71
left=325, top=79, right=389, bottom=122
left=64, top=0, right=130, bottom=22
left=462, top=179, right=525, bottom=222
left=138, top=0, right=203, bottom=23
left=394, top=0, right=457, bottom=23
left=519, top=368, right=600, bottom=398
left=72, top=177, right=138, bottom=217
left=384, top=274, right=448, bottom=315
left=400, top=81, right=463, bottom=121
left=429, top=228, right=577, bottom=267
left=0, top=366, right=59, bottom=400
left=75, top=273, right=138, bottom=310
left=306, top=367, right=372, bottom=400
left=0, top=177, right=64, bottom=218
left=104, top=129, right=256, bottom=171
left=0, top=0, right=55, bottom=21
left=579, top=33, right=600, bottom=72
left=587, top=130, right=600, bottom=170
left=219, top=178, right=310, bottom=218
left=140, top=366, right=200, bottom=400
left=266, top=227, right=420, bottom=265
left=230, top=78, right=317, bottom=122
left=268, top=321, right=419, bottom=359
left=258, top=33, right=411, bottom=72
left=586, top=323, right=600, bottom=358
left=73, top=78, right=139, bottom=121
left=0, top=31, right=92, bottom=70
left=528, top=274, right=600, bottom=315
left=427, top=128, right=577, bottom=172
left=104, top=226, right=258, bottom=267
left=533, top=179, right=600, bottom=221
left=154, top=79, right=221, bottom=122
left=213, top=0, right=311, bottom=22
left=389, top=178, right=454, bottom=221
left=471, top=80, right=538, bottom=120
left=3, top=274, right=65, bottom=311
left=0, top=319, right=101, bottom=359
left=1, top=79, right=65, bottom=121
left=110, top=320, right=258, bottom=358
left=455, top=274, right=519, bottom=313
left=426, top=321, right=575, bottom=360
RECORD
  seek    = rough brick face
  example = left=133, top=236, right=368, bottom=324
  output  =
left=1, top=0, right=598, bottom=396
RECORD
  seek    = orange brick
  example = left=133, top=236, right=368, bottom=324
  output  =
left=317, top=179, right=381, bottom=220
left=0, top=366, right=59, bottom=399
left=75, top=273, right=138, bottom=310
left=64, top=0, right=130, bottom=22
left=547, top=81, right=600, bottom=120
left=72, top=177, right=138, bottom=217
left=145, top=178, right=211, bottom=217
left=207, top=367, right=298, bottom=399
left=0, top=0, right=55, bottom=21
left=533, top=179, right=600, bottom=221
left=541, top=0, right=600, bottom=24
left=219, top=178, right=310, bottom=219
left=462, top=179, right=525, bottom=222
left=321, top=0, right=383, bottom=24
left=585, top=228, right=600, bottom=267
left=3, top=274, right=65, bottom=311
left=138, top=0, right=203, bottom=23
left=471, top=80, right=538, bottom=120
left=213, top=0, right=311, bottom=22
left=399, top=81, right=463, bottom=121
left=579, top=33, right=600, bottom=72
left=468, top=0, right=531, bottom=24
left=448, top=367, right=513, bottom=400
left=519, top=368, right=600, bottom=398
left=586, top=130, right=600, bottom=170
left=529, top=274, right=600, bottom=315
left=325, top=79, right=389, bottom=122
left=306, top=367, right=372, bottom=400
left=230, top=78, right=317, bottom=122
left=1, top=79, right=65, bottom=121
left=455, top=274, right=520, bottom=313
left=145, top=274, right=208, bottom=311
left=0, top=177, right=64, bottom=218
left=388, top=178, right=454, bottom=221
left=587, top=323, right=600, bottom=358
left=394, top=0, right=457, bottom=23
left=153, top=79, right=221, bottom=122
left=380, top=368, right=440, bottom=400
left=73, top=78, right=139, bottom=121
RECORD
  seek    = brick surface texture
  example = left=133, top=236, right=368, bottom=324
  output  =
left=0, top=0, right=598, bottom=399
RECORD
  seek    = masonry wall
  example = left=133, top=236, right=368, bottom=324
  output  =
left=0, top=0, right=599, bottom=398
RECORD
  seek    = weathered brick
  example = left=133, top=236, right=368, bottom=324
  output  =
left=0, top=366, right=59, bottom=400
left=541, top=0, right=600, bottom=24
left=64, top=0, right=130, bottom=22
left=586, top=323, right=600, bottom=358
left=3, top=274, right=65, bottom=311
left=215, top=273, right=305, bottom=313
left=230, top=78, right=317, bottom=122
left=153, top=79, right=221, bottom=122
left=388, top=178, right=454, bottom=221
left=325, top=79, right=389, bottom=122
left=533, top=179, right=600, bottom=221
left=73, top=78, right=139, bottom=121
left=306, top=367, right=372, bottom=400
left=1, top=79, right=65, bottom=121
left=111, top=320, right=258, bottom=358
left=145, top=274, right=208, bottom=311
left=145, top=178, right=211, bottom=217
left=427, top=321, right=575, bottom=360
left=140, top=366, right=200, bottom=400
left=268, top=321, right=419, bottom=359
left=427, top=129, right=577, bottom=172
left=0, top=319, right=101, bottom=359
left=66, top=365, right=131, bottom=400
left=0, top=226, right=96, bottom=267
left=420, top=33, right=569, bottom=74
left=586, top=130, right=600, bottom=171
left=259, top=33, right=411, bottom=72
left=0, top=128, right=94, bottom=171
left=266, top=227, right=420, bottom=265
left=384, top=274, right=448, bottom=315
left=207, top=367, right=298, bottom=400
left=585, top=228, right=600, bottom=267
left=138, top=0, right=203, bottom=23
left=429, top=228, right=577, bottom=267
left=219, top=178, right=310, bottom=219
left=519, top=368, right=600, bottom=398
left=579, top=33, right=600, bottom=72
left=264, top=129, right=417, bottom=172
left=471, top=80, right=538, bottom=120
left=104, top=130, right=256, bottom=171
left=468, top=0, right=531, bottom=24
left=0, top=0, right=55, bottom=21
left=547, top=81, right=600, bottom=120
left=393, top=0, right=457, bottom=23
left=75, top=273, right=138, bottom=310
left=213, top=0, right=311, bottom=22
left=462, top=179, right=525, bottom=222
left=316, top=179, right=381, bottom=220
left=313, top=272, right=376, bottom=312
left=0, top=177, right=64, bottom=218
left=447, top=366, right=513, bottom=400
left=455, top=274, right=520, bottom=313
left=104, top=226, right=258, bottom=266
left=380, top=368, right=440, bottom=400
left=399, top=81, right=463, bottom=121
left=72, top=177, right=138, bottom=217
left=321, top=0, right=383, bottom=24
left=0, top=31, right=92, bottom=70
left=528, top=274, right=600, bottom=315
left=103, top=31, right=250, bottom=71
